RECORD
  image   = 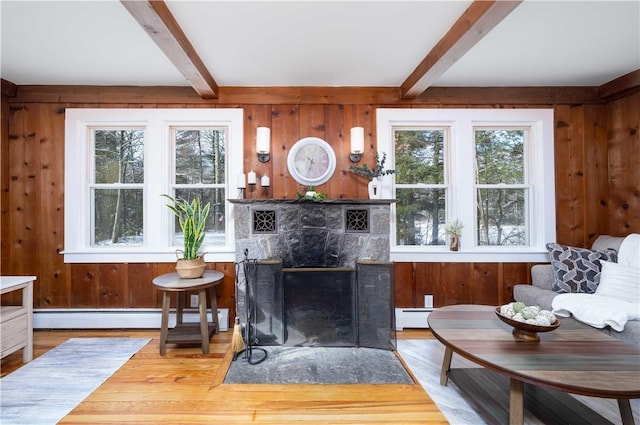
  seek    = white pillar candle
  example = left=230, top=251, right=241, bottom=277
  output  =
left=237, top=173, right=246, bottom=189
left=261, top=175, right=270, bottom=187
left=247, top=170, right=257, bottom=185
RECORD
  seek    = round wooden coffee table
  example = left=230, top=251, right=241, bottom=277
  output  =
left=428, top=304, right=640, bottom=425
left=153, top=270, right=224, bottom=355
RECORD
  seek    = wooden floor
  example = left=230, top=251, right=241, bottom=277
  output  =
left=1, top=329, right=446, bottom=424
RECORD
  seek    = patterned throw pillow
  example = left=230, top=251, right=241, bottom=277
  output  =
left=546, top=243, right=618, bottom=294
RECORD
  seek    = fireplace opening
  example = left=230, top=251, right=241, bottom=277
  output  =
left=247, top=260, right=396, bottom=350
left=283, top=268, right=356, bottom=346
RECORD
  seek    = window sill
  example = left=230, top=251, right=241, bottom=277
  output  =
left=62, top=250, right=237, bottom=264
left=391, top=249, right=549, bottom=263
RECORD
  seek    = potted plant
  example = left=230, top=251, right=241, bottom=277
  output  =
left=296, top=185, right=328, bottom=200
left=349, top=152, right=395, bottom=199
left=163, top=194, right=211, bottom=278
left=445, top=219, right=464, bottom=251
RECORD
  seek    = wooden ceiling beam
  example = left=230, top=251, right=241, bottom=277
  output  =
left=401, top=0, right=522, bottom=99
left=121, top=0, right=219, bottom=99
left=1, top=79, right=17, bottom=98
left=599, top=69, right=640, bottom=99
left=11, top=85, right=602, bottom=106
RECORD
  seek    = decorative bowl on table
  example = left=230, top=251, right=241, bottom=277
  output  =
left=494, top=306, right=560, bottom=342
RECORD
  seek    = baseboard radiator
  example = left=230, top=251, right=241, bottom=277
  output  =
left=395, top=308, right=433, bottom=330
left=33, top=308, right=229, bottom=331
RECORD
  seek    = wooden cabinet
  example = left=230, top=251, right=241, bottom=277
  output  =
left=1, top=276, right=35, bottom=362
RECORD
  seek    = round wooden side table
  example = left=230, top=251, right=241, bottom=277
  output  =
left=152, top=270, right=224, bottom=355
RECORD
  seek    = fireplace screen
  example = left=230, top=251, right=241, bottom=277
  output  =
left=284, top=269, right=356, bottom=346
left=248, top=261, right=395, bottom=350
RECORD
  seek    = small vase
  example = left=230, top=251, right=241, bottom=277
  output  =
left=368, top=177, right=381, bottom=199
left=449, top=234, right=459, bottom=251
left=379, top=174, right=394, bottom=199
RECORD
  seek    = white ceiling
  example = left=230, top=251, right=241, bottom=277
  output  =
left=1, top=0, right=639, bottom=90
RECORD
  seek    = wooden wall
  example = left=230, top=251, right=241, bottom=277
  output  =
left=1, top=86, right=638, bottom=320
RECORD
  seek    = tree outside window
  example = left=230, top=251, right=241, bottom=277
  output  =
left=475, top=129, right=528, bottom=246
left=394, top=128, right=447, bottom=246
left=91, top=128, right=144, bottom=246
left=172, top=128, right=227, bottom=247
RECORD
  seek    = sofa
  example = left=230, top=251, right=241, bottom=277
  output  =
left=514, top=235, right=640, bottom=346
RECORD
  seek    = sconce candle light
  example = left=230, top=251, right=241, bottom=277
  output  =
left=257, top=127, right=271, bottom=163
left=247, top=170, right=257, bottom=185
left=237, top=173, right=246, bottom=189
left=350, top=127, right=364, bottom=162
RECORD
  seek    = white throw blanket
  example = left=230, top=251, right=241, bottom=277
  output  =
left=552, top=293, right=640, bottom=332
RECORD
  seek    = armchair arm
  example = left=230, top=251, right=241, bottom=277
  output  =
left=531, top=264, right=555, bottom=291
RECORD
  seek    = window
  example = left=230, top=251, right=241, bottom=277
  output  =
left=91, top=128, right=145, bottom=246
left=395, top=128, right=447, bottom=246
left=64, top=108, right=243, bottom=263
left=172, top=127, right=227, bottom=248
left=377, top=108, right=555, bottom=262
left=475, top=128, right=528, bottom=246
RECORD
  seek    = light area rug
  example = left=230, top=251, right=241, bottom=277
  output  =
left=0, top=337, right=150, bottom=425
left=397, top=339, right=490, bottom=425
left=397, top=339, right=640, bottom=425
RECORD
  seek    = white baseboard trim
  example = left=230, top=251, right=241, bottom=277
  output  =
left=33, top=308, right=230, bottom=331
left=395, top=308, right=433, bottom=330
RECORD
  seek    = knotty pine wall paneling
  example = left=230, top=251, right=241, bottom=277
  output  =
left=1, top=90, right=11, bottom=277
left=37, top=104, right=68, bottom=307
left=607, top=93, right=640, bottom=235
left=583, top=104, right=610, bottom=244
left=7, top=104, right=39, bottom=278
left=244, top=105, right=271, bottom=200
left=128, top=263, right=158, bottom=308
left=393, top=263, right=415, bottom=307
left=554, top=105, right=587, bottom=247
left=2, top=87, right=638, bottom=318
left=271, top=104, right=300, bottom=199
left=501, top=263, right=533, bottom=305
left=325, top=105, right=349, bottom=197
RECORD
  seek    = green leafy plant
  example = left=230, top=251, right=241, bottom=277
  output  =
left=349, top=152, right=396, bottom=179
left=445, top=219, right=464, bottom=236
left=296, top=186, right=327, bottom=200
left=162, top=195, right=211, bottom=260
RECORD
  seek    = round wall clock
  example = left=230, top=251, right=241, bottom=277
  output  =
left=287, top=137, right=337, bottom=186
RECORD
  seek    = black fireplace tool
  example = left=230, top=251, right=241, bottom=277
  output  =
left=233, top=249, right=267, bottom=364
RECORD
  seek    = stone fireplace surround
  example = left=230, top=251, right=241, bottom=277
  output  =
left=230, top=199, right=395, bottom=350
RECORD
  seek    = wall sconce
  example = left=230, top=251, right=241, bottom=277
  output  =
left=350, top=127, right=364, bottom=163
left=257, top=127, right=271, bottom=163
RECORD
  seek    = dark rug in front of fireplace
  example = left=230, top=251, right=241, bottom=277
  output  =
left=224, top=347, right=414, bottom=384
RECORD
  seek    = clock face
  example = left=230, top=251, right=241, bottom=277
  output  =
left=287, top=137, right=336, bottom=186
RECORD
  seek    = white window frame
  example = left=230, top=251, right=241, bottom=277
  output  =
left=64, top=108, right=243, bottom=263
left=377, top=108, right=555, bottom=263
